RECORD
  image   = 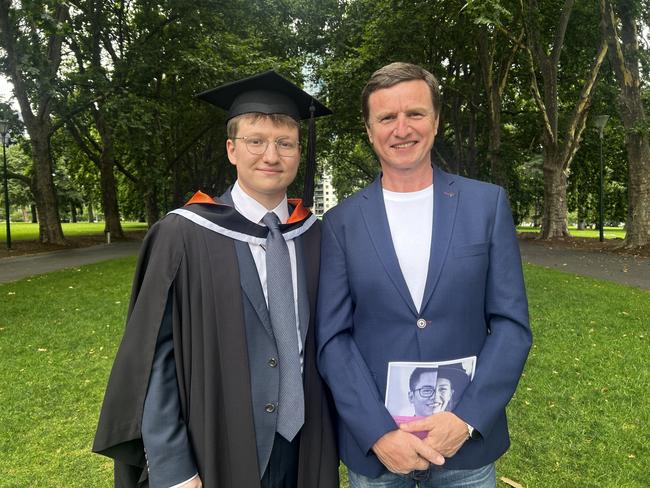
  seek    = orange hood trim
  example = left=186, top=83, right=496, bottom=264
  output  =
left=185, top=190, right=220, bottom=206
left=185, top=191, right=311, bottom=224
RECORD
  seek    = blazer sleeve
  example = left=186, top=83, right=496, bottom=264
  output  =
left=452, top=187, right=532, bottom=438
left=316, top=213, right=397, bottom=454
left=141, top=293, right=197, bottom=488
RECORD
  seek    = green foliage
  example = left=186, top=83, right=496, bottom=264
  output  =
left=1, top=0, right=647, bottom=234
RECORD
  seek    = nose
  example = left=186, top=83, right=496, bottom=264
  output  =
left=393, top=113, right=411, bottom=137
left=261, top=140, right=280, bottom=163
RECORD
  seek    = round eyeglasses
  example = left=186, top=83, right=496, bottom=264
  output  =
left=233, top=136, right=300, bottom=157
left=412, top=386, right=436, bottom=398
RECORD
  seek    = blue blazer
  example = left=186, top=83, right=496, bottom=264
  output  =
left=316, top=166, right=532, bottom=477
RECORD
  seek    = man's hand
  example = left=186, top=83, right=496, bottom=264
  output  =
left=372, top=429, right=445, bottom=474
left=179, top=475, right=202, bottom=488
left=399, top=412, right=469, bottom=458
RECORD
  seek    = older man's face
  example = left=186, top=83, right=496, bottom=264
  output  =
left=365, top=79, right=438, bottom=188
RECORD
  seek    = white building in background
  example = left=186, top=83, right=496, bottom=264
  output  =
left=313, top=171, right=338, bottom=218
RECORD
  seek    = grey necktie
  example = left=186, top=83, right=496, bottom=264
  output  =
left=262, top=212, right=304, bottom=441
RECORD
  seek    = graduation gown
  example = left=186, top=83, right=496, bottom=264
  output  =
left=92, top=194, right=339, bottom=488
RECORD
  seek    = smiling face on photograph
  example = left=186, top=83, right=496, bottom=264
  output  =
left=365, top=79, right=439, bottom=191
left=408, top=371, right=438, bottom=416
left=432, top=377, right=453, bottom=413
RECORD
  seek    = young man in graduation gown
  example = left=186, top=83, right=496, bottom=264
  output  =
left=93, top=71, right=339, bottom=488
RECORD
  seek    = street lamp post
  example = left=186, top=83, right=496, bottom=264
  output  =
left=592, top=115, right=609, bottom=243
left=0, top=120, right=10, bottom=250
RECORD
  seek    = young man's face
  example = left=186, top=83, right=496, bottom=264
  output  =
left=432, top=377, right=453, bottom=413
left=408, top=371, right=438, bottom=417
left=226, top=115, right=300, bottom=209
left=365, top=79, right=438, bottom=185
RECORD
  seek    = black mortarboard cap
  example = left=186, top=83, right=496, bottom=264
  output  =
left=197, top=70, right=331, bottom=207
left=196, top=70, right=331, bottom=121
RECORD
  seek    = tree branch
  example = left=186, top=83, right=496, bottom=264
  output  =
left=561, top=39, right=609, bottom=169
left=551, top=0, right=576, bottom=67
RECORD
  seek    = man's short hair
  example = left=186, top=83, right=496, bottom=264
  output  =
left=361, top=62, right=441, bottom=125
left=409, top=367, right=437, bottom=392
left=226, top=112, right=300, bottom=139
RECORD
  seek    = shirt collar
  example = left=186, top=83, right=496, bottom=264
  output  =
left=231, top=180, right=290, bottom=225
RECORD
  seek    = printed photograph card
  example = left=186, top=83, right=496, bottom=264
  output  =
left=385, top=356, right=477, bottom=437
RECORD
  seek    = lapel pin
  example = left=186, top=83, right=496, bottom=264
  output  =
left=443, top=191, right=456, bottom=198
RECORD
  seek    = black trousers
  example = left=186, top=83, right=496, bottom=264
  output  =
left=261, top=432, right=301, bottom=488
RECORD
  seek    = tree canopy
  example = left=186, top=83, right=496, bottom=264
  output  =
left=0, top=0, right=648, bottom=247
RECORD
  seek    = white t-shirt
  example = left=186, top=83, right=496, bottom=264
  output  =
left=382, top=185, right=433, bottom=312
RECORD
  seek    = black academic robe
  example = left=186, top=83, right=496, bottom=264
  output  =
left=92, top=199, right=339, bottom=488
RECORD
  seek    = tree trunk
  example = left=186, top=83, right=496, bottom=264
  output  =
left=87, top=199, right=94, bottom=223
left=466, top=103, right=479, bottom=179
left=31, top=204, right=37, bottom=223
left=623, top=133, right=650, bottom=247
left=487, top=92, right=505, bottom=187
left=540, top=146, right=570, bottom=238
left=31, top=131, right=65, bottom=244
left=603, top=0, right=650, bottom=248
left=145, top=190, right=160, bottom=228
left=94, top=108, right=124, bottom=238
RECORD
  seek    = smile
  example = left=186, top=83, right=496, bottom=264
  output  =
left=392, top=141, right=417, bottom=149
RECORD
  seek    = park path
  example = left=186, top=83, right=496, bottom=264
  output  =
left=0, top=241, right=141, bottom=284
left=0, top=238, right=648, bottom=290
left=518, top=239, right=650, bottom=291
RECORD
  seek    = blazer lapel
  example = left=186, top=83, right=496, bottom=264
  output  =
left=420, top=166, right=458, bottom=311
left=360, top=177, right=419, bottom=315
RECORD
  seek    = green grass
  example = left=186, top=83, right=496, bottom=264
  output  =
left=1, top=260, right=648, bottom=486
left=495, top=266, right=648, bottom=487
left=0, top=258, right=135, bottom=487
left=0, top=222, right=148, bottom=241
left=517, top=226, right=626, bottom=240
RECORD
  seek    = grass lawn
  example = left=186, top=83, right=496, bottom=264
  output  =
left=517, top=226, right=626, bottom=240
left=0, top=221, right=148, bottom=241
left=1, top=260, right=648, bottom=486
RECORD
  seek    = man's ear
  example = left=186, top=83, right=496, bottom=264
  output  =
left=408, top=391, right=414, bottom=404
left=366, top=124, right=374, bottom=145
left=432, top=113, right=440, bottom=137
left=226, top=139, right=237, bottom=166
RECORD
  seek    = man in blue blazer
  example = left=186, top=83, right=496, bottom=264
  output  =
left=316, top=62, right=532, bottom=487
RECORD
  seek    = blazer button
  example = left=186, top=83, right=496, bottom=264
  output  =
left=264, top=403, right=276, bottom=413
left=416, top=318, right=427, bottom=329
left=268, top=357, right=278, bottom=368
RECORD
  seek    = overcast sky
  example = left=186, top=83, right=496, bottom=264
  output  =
left=0, top=75, right=17, bottom=111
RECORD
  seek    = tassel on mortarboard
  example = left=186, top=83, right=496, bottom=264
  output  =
left=302, top=102, right=317, bottom=208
